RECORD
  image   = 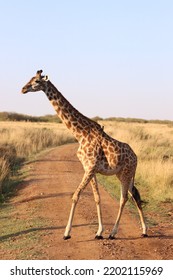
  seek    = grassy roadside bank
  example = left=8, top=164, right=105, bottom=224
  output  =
left=0, top=121, right=75, bottom=202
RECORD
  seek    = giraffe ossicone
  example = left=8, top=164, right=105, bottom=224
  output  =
left=21, top=70, right=148, bottom=240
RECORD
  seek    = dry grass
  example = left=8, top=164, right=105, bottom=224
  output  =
left=98, top=121, right=173, bottom=215
left=0, top=121, right=75, bottom=196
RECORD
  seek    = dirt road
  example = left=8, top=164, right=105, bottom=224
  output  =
left=0, top=144, right=172, bottom=259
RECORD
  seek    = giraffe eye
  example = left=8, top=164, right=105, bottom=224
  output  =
left=35, top=80, right=40, bottom=83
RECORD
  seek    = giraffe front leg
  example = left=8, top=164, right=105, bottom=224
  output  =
left=63, top=170, right=94, bottom=240
left=63, top=202, right=76, bottom=240
left=90, top=176, right=104, bottom=239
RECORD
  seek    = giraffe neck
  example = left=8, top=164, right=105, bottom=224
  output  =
left=43, top=81, right=102, bottom=142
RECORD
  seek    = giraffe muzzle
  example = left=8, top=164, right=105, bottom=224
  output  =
left=21, top=87, right=27, bottom=94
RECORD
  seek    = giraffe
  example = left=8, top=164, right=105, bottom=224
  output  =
left=21, top=70, right=148, bottom=240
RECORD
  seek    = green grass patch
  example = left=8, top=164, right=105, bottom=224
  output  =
left=97, top=174, right=120, bottom=200
left=0, top=201, right=50, bottom=259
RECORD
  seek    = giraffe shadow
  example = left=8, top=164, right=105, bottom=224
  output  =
left=8, top=191, right=91, bottom=205
left=10, top=192, right=74, bottom=205
left=6, top=178, right=77, bottom=204
left=25, top=159, right=79, bottom=165
left=0, top=223, right=97, bottom=242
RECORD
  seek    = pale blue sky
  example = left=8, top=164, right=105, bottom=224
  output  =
left=1, top=0, right=173, bottom=120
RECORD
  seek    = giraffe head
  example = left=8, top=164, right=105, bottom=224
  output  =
left=21, top=70, right=49, bottom=94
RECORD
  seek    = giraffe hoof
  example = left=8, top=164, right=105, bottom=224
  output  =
left=141, top=233, right=148, bottom=238
left=108, top=235, right=116, bottom=240
left=63, top=235, right=71, bottom=240
left=95, top=235, right=103, bottom=240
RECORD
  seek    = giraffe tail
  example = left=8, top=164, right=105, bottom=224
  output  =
left=132, top=185, right=142, bottom=205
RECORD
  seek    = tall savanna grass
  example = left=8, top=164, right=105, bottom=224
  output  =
left=98, top=121, right=173, bottom=212
left=0, top=121, right=75, bottom=196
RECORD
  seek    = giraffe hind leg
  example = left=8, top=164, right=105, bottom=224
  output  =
left=109, top=183, right=129, bottom=239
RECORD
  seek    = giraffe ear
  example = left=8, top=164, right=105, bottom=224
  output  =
left=42, top=75, right=49, bottom=81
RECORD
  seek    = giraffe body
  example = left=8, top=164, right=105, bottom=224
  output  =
left=22, top=70, right=147, bottom=239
